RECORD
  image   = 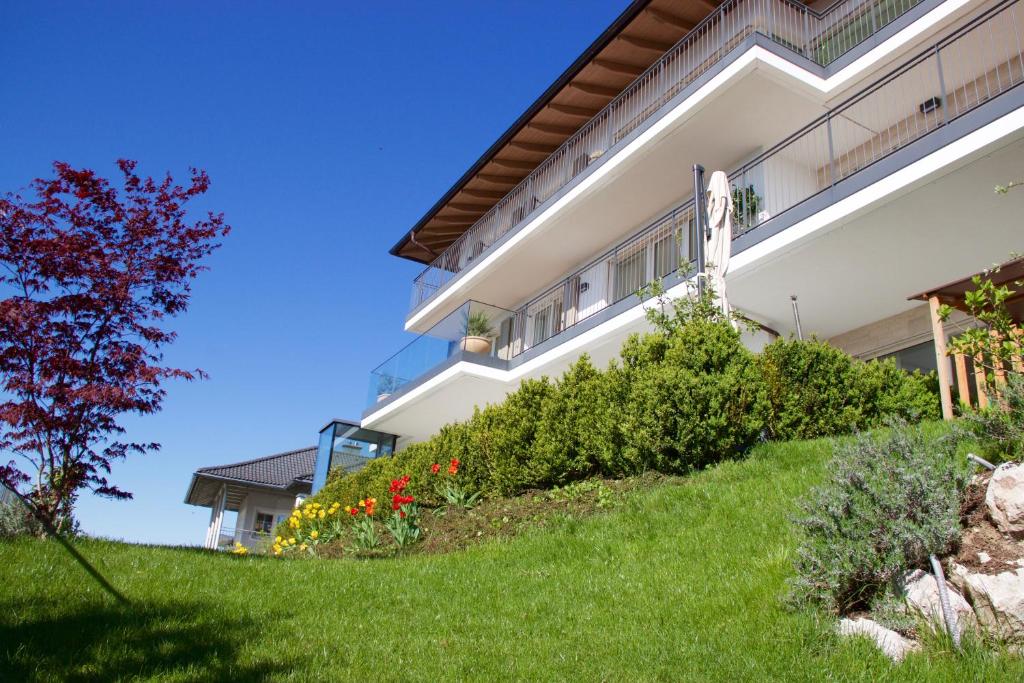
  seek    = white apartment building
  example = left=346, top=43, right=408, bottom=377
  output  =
left=361, top=0, right=1024, bottom=444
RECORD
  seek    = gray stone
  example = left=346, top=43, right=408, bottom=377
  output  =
left=900, top=569, right=977, bottom=635
left=838, top=617, right=921, bottom=662
left=986, top=462, right=1024, bottom=536
left=951, top=562, right=1024, bottom=644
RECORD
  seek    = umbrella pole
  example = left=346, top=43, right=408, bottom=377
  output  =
left=692, top=164, right=707, bottom=299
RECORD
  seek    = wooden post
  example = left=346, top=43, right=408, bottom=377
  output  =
left=928, top=296, right=954, bottom=420
left=974, top=353, right=989, bottom=409
left=954, top=352, right=971, bottom=409
left=992, top=330, right=1008, bottom=390
left=1012, top=326, right=1023, bottom=374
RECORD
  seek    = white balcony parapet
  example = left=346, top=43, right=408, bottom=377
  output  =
left=371, top=0, right=1024, bottom=409
left=408, top=0, right=929, bottom=314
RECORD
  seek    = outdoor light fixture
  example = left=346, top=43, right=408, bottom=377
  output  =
left=919, top=96, right=943, bottom=114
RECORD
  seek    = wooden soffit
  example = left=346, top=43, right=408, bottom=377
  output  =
left=392, top=0, right=728, bottom=264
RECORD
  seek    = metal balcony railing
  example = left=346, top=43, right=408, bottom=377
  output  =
left=368, top=0, right=1024, bottom=410
left=408, top=0, right=928, bottom=312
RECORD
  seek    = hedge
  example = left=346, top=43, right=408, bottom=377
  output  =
left=306, top=307, right=939, bottom=513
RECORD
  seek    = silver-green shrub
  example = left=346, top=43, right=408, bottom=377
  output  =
left=789, top=424, right=968, bottom=613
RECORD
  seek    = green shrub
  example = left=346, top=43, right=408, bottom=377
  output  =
left=619, top=317, right=768, bottom=473
left=303, top=292, right=940, bottom=540
left=956, top=372, right=1024, bottom=463
left=0, top=499, right=44, bottom=538
left=759, top=338, right=939, bottom=441
left=789, top=424, right=968, bottom=613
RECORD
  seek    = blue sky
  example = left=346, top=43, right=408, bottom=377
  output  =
left=0, top=1, right=626, bottom=545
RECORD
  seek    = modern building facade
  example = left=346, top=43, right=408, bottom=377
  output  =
left=361, top=0, right=1024, bottom=443
left=188, top=0, right=1024, bottom=547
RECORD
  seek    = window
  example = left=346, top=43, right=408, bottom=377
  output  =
left=613, top=248, right=646, bottom=302
left=877, top=340, right=938, bottom=374
left=653, top=234, right=680, bottom=279
left=253, top=512, right=274, bottom=534
left=531, top=300, right=562, bottom=347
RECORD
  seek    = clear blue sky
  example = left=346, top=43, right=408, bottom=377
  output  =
left=0, top=1, right=626, bottom=545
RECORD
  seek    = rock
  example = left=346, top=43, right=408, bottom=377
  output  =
left=838, top=618, right=921, bottom=662
left=900, top=569, right=977, bottom=635
left=986, top=462, right=1024, bottom=536
left=951, top=562, right=1024, bottom=644
left=978, top=551, right=991, bottom=564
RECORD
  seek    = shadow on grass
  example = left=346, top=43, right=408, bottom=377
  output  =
left=1, top=599, right=287, bottom=682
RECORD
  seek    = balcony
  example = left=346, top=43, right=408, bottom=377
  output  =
left=407, top=0, right=931, bottom=316
left=367, top=0, right=1024, bottom=416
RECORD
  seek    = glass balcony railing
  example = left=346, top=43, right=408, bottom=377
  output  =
left=367, top=300, right=516, bottom=407
left=367, top=0, right=1024, bottom=412
left=408, top=0, right=928, bottom=313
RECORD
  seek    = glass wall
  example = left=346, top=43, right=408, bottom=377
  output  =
left=311, top=420, right=397, bottom=493
left=367, top=300, right=516, bottom=407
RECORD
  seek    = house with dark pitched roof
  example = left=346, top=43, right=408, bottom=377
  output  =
left=185, top=419, right=396, bottom=549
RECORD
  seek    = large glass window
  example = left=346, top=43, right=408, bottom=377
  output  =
left=311, top=420, right=398, bottom=493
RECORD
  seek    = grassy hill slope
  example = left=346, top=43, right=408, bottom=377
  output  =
left=2, top=434, right=1019, bottom=681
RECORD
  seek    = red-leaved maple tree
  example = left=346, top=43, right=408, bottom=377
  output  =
left=0, top=160, right=230, bottom=532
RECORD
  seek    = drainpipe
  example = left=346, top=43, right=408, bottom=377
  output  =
left=692, top=164, right=707, bottom=298
left=409, top=231, right=439, bottom=260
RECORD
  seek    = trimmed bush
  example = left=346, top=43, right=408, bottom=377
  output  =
left=789, top=424, right=968, bottom=613
left=759, top=337, right=940, bottom=441
left=618, top=316, right=768, bottom=473
left=305, top=294, right=940, bottom=534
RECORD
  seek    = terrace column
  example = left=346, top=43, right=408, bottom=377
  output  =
left=205, top=485, right=227, bottom=549
left=927, top=295, right=955, bottom=420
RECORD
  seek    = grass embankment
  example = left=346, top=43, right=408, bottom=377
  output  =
left=2, top=433, right=1020, bottom=681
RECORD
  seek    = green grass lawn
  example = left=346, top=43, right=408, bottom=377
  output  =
left=2, top=433, right=1021, bottom=681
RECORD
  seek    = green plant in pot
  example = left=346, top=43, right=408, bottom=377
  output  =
left=376, top=374, right=400, bottom=401
left=731, top=184, right=762, bottom=228
left=462, top=310, right=495, bottom=354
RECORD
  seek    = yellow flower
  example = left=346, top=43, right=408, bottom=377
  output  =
left=310, top=530, right=319, bottom=540
left=299, top=543, right=308, bottom=551
left=344, top=505, right=352, bottom=513
left=275, top=536, right=282, bottom=544
left=318, top=510, right=325, bottom=519
left=359, top=499, right=366, bottom=507
left=289, top=537, right=296, bottom=545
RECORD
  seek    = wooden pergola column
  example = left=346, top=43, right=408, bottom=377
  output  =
left=927, top=295, right=955, bottom=420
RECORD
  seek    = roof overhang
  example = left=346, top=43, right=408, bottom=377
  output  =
left=909, top=255, right=1024, bottom=321
left=183, top=471, right=312, bottom=508
left=391, top=0, right=726, bottom=264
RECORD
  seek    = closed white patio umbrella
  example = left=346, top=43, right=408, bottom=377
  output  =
left=705, top=170, right=733, bottom=319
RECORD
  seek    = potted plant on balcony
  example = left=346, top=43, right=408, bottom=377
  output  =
left=376, top=374, right=400, bottom=402
left=460, top=311, right=495, bottom=355
left=731, top=184, right=763, bottom=230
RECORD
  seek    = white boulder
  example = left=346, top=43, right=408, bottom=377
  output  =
left=951, top=562, right=1024, bottom=644
left=838, top=618, right=921, bottom=662
left=900, top=569, right=977, bottom=634
left=986, top=462, right=1024, bottom=536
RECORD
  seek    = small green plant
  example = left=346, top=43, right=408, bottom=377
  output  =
left=464, top=310, right=494, bottom=337
left=376, top=374, right=400, bottom=395
left=431, top=458, right=481, bottom=510
left=731, top=184, right=761, bottom=226
left=938, top=261, right=1023, bottom=392
left=547, top=479, right=617, bottom=508
left=789, top=423, right=969, bottom=614
left=957, top=372, right=1024, bottom=462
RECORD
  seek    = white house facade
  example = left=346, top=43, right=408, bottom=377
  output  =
left=361, top=0, right=1024, bottom=444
